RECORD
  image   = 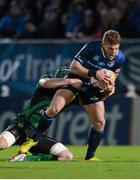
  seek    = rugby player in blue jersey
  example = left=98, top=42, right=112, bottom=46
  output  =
left=35, top=30, right=125, bottom=161
left=69, top=30, right=125, bottom=160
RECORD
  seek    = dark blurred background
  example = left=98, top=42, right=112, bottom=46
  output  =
left=0, top=0, right=139, bottom=40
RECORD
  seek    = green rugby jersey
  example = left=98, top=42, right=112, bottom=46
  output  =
left=13, top=76, right=57, bottom=129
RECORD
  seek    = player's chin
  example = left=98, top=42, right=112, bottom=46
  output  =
left=109, top=55, right=115, bottom=60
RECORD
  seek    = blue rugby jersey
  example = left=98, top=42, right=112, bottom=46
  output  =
left=74, top=41, right=125, bottom=74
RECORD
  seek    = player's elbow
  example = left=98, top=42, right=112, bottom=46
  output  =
left=70, top=61, right=81, bottom=73
left=39, top=79, right=48, bottom=88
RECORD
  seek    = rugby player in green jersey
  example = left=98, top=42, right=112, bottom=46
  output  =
left=0, top=67, right=82, bottom=161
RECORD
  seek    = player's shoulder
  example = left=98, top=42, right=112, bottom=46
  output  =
left=117, top=49, right=126, bottom=63
left=86, top=40, right=100, bottom=47
left=54, top=65, right=70, bottom=78
left=85, top=40, right=101, bottom=52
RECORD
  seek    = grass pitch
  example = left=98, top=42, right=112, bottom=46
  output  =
left=0, top=145, right=140, bottom=179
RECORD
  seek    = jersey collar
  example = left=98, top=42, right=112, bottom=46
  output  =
left=101, top=47, right=106, bottom=58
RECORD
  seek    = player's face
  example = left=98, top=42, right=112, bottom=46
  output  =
left=102, top=44, right=120, bottom=60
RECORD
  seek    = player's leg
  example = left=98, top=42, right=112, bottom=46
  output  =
left=17, top=123, right=40, bottom=153
left=18, top=138, right=38, bottom=153
left=19, top=144, right=73, bottom=161
left=13, top=90, right=75, bottom=151
left=36, top=88, right=76, bottom=134
left=30, top=136, right=73, bottom=161
left=0, top=126, right=19, bottom=149
left=10, top=135, right=73, bottom=161
left=46, top=89, right=75, bottom=116
left=83, top=101, right=105, bottom=160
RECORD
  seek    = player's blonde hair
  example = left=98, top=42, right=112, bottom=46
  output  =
left=102, top=30, right=121, bottom=45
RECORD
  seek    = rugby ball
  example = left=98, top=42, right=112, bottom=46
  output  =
left=104, top=69, right=116, bottom=81
left=90, top=69, right=116, bottom=90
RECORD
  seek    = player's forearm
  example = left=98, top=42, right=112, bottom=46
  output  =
left=70, top=60, right=90, bottom=78
left=39, top=78, right=81, bottom=89
left=39, top=78, right=69, bottom=88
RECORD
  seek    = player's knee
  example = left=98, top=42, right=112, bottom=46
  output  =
left=47, top=106, right=61, bottom=116
left=94, top=119, right=105, bottom=131
left=0, top=131, right=16, bottom=149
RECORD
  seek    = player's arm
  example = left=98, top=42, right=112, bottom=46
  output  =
left=70, top=42, right=94, bottom=78
left=70, top=60, right=112, bottom=91
left=70, top=60, right=109, bottom=81
left=70, top=42, right=112, bottom=90
left=70, top=60, right=90, bottom=78
left=39, top=77, right=82, bottom=89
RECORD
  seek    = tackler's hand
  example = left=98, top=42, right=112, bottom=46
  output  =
left=69, top=79, right=82, bottom=89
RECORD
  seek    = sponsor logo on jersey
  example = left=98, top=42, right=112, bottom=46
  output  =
left=107, top=61, right=115, bottom=67
left=92, top=55, right=100, bottom=62
left=90, top=97, right=99, bottom=101
left=98, top=61, right=105, bottom=66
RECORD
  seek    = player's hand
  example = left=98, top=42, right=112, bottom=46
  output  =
left=109, top=86, right=115, bottom=96
left=96, top=69, right=112, bottom=90
left=69, top=79, right=82, bottom=89
left=98, top=80, right=115, bottom=92
left=106, top=76, right=115, bottom=92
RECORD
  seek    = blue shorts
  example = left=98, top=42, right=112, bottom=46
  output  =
left=67, top=72, right=107, bottom=105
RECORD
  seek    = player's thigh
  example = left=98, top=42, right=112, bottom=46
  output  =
left=52, top=89, right=75, bottom=105
left=83, top=101, right=105, bottom=128
left=29, top=135, right=69, bottom=157
left=47, top=89, right=75, bottom=114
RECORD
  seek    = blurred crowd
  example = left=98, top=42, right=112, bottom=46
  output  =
left=0, top=0, right=139, bottom=40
